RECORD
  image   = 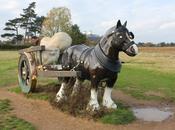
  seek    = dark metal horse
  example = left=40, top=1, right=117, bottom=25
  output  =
left=56, top=20, right=138, bottom=110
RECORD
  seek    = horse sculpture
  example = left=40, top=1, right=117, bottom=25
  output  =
left=56, top=20, right=138, bottom=110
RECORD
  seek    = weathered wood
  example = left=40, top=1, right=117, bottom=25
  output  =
left=37, top=70, right=81, bottom=77
left=19, top=46, right=45, bottom=54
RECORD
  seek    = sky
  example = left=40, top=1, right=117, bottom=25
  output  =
left=0, top=0, right=175, bottom=43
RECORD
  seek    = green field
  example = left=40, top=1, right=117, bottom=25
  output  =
left=0, top=48, right=175, bottom=102
left=0, top=51, right=18, bottom=87
left=1, top=49, right=175, bottom=126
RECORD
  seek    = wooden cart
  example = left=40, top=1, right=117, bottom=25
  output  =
left=18, top=46, right=81, bottom=93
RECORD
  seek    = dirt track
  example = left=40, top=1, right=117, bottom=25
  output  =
left=0, top=88, right=175, bottom=130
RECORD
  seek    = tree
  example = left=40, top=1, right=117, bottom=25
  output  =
left=1, top=2, right=45, bottom=44
left=69, top=24, right=86, bottom=44
left=41, top=7, right=72, bottom=36
left=1, top=18, right=22, bottom=44
left=29, top=16, right=45, bottom=37
left=20, top=2, right=37, bottom=43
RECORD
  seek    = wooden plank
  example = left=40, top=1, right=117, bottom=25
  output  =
left=37, top=70, right=81, bottom=77
left=19, top=46, right=45, bottom=54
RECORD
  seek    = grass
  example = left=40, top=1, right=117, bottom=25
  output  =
left=9, top=86, right=50, bottom=101
left=100, top=103, right=135, bottom=125
left=116, top=65, right=175, bottom=101
left=0, top=99, right=35, bottom=130
left=0, top=99, right=12, bottom=114
left=116, top=47, right=175, bottom=101
left=1, top=48, right=175, bottom=125
left=1, top=49, right=175, bottom=101
left=0, top=51, right=18, bottom=87
left=100, top=109, right=135, bottom=124
left=0, top=116, right=35, bottom=130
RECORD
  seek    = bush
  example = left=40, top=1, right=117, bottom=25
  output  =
left=0, top=44, right=32, bottom=50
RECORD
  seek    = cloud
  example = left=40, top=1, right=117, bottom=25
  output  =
left=100, top=20, right=116, bottom=29
left=0, top=0, right=175, bottom=42
left=159, top=22, right=175, bottom=30
left=0, top=0, right=19, bottom=10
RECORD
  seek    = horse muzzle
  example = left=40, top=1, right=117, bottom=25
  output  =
left=124, top=43, right=138, bottom=56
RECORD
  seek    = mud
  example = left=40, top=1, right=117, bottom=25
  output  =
left=1, top=87, right=175, bottom=130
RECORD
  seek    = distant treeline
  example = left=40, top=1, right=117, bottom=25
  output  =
left=137, top=42, right=175, bottom=47
left=0, top=44, right=31, bottom=50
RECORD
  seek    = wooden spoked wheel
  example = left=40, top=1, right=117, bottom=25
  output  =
left=18, top=54, right=37, bottom=93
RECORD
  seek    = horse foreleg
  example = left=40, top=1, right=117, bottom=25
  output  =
left=56, top=78, right=70, bottom=102
left=103, top=87, right=117, bottom=109
left=87, top=79, right=100, bottom=111
left=103, top=77, right=117, bottom=109
left=56, top=82, right=66, bottom=102
left=87, top=88, right=99, bottom=111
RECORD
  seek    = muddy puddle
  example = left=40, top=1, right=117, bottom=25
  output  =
left=132, top=107, right=174, bottom=122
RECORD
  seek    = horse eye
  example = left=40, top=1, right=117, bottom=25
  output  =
left=119, top=35, right=123, bottom=39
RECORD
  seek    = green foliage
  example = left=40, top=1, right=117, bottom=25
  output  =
left=30, top=16, right=45, bottom=35
left=69, top=24, right=86, bottom=44
left=26, top=93, right=49, bottom=101
left=0, top=99, right=12, bottom=114
left=100, top=103, right=135, bottom=125
left=10, top=86, right=49, bottom=101
left=0, top=51, right=18, bottom=87
left=1, top=18, right=22, bottom=42
left=9, top=87, right=22, bottom=94
left=0, top=116, right=35, bottom=130
left=116, top=65, right=175, bottom=101
left=20, top=2, right=37, bottom=43
left=41, top=7, right=72, bottom=36
left=0, top=44, right=31, bottom=50
left=1, top=33, right=15, bottom=39
left=0, top=99, right=35, bottom=130
left=1, top=2, right=45, bottom=44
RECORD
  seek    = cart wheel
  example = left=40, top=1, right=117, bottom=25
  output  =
left=18, top=54, right=37, bottom=93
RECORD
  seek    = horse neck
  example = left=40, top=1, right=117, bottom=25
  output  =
left=98, top=37, right=119, bottom=60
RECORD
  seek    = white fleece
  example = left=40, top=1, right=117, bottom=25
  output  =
left=40, top=32, right=72, bottom=64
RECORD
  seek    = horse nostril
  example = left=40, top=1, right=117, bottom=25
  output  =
left=130, top=46, right=135, bottom=53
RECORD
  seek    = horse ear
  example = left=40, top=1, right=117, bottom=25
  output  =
left=116, top=20, right=122, bottom=28
left=123, top=21, right=127, bottom=27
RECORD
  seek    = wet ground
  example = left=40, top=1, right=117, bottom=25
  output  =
left=132, top=107, right=174, bottom=122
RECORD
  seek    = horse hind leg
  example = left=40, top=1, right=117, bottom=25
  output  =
left=71, top=78, right=82, bottom=97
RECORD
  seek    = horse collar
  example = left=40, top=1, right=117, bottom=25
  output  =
left=94, top=44, right=121, bottom=72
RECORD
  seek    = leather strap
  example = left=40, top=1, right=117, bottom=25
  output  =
left=94, top=44, right=121, bottom=72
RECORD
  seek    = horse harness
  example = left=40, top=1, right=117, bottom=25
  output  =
left=94, top=44, right=121, bottom=72
left=75, top=44, right=121, bottom=73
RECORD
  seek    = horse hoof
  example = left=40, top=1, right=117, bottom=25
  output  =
left=55, top=96, right=67, bottom=103
left=110, top=103, right=117, bottom=109
left=86, top=103, right=100, bottom=111
left=103, top=100, right=117, bottom=109
left=55, top=97, right=61, bottom=103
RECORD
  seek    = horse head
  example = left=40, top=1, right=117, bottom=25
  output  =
left=106, top=20, right=138, bottom=56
